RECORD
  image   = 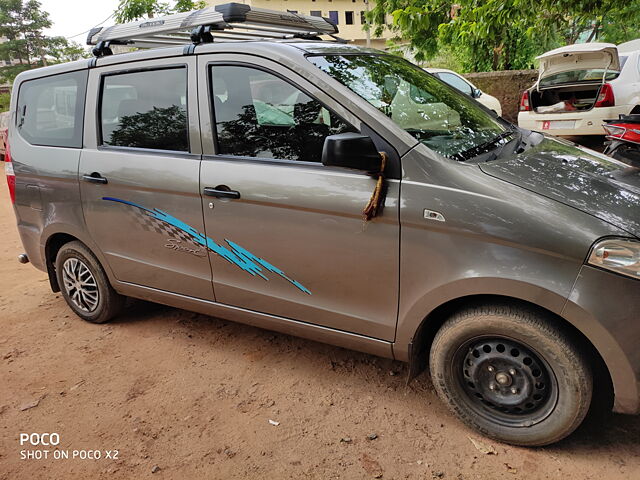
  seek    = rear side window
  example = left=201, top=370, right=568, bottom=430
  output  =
left=211, top=65, right=354, bottom=163
left=16, top=70, right=87, bottom=148
left=100, top=67, right=188, bottom=152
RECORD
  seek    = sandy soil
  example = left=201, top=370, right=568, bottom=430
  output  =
left=1, top=170, right=639, bottom=479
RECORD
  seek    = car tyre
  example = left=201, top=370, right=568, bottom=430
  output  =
left=55, top=241, right=125, bottom=324
left=430, top=303, right=592, bottom=446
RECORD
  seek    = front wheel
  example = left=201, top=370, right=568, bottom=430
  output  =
left=430, top=304, right=592, bottom=446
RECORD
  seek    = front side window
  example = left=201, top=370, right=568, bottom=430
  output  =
left=16, top=70, right=87, bottom=148
left=100, top=67, right=188, bottom=151
left=309, top=54, right=508, bottom=160
left=436, top=72, right=474, bottom=96
left=211, top=65, right=354, bottom=163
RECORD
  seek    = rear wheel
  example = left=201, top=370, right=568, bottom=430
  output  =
left=430, top=304, right=592, bottom=446
left=610, top=143, right=640, bottom=168
left=55, top=241, right=125, bottom=324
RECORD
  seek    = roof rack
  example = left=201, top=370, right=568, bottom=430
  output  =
left=87, top=2, right=341, bottom=57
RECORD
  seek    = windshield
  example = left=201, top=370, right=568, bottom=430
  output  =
left=308, top=54, right=509, bottom=160
left=540, top=56, right=628, bottom=88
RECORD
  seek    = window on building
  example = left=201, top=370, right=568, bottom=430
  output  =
left=16, top=70, right=87, bottom=148
left=345, top=11, right=354, bottom=24
left=100, top=67, right=188, bottom=151
left=360, top=11, right=366, bottom=24
left=310, top=10, right=321, bottom=16
left=328, top=11, right=339, bottom=24
left=210, top=65, right=355, bottom=163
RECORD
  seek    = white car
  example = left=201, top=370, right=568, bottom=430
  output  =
left=518, top=40, right=640, bottom=136
left=425, top=67, right=503, bottom=116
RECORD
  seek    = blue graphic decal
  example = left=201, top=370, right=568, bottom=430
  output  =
left=102, top=197, right=311, bottom=295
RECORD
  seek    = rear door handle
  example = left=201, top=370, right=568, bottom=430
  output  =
left=82, top=172, right=108, bottom=184
left=203, top=186, right=241, bottom=199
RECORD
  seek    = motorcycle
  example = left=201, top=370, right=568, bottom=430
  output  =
left=603, top=113, right=640, bottom=167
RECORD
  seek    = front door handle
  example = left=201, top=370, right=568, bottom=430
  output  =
left=203, top=186, right=241, bottom=199
left=82, top=172, right=108, bottom=184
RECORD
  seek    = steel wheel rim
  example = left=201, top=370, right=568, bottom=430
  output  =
left=62, top=257, right=99, bottom=313
left=453, top=335, right=558, bottom=428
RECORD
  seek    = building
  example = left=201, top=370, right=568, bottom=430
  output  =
left=205, top=0, right=390, bottom=48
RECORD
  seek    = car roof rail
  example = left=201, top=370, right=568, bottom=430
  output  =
left=87, top=2, right=341, bottom=57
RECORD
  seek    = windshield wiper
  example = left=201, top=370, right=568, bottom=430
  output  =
left=453, top=130, right=517, bottom=162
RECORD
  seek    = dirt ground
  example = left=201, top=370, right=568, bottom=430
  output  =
left=1, top=169, right=639, bottom=480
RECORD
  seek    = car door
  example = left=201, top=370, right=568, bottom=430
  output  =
left=79, top=57, right=215, bottom=301
left=197, top=55, right=400, bottom=341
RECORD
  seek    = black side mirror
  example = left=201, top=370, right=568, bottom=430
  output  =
left=472, top=88, right=482, bottom=98
left=322, top=133, right=381, bottom=172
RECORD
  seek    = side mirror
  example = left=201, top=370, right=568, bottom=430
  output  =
left=322, top=133, right=381, bottom=172
left=472, top=88, right=483, bottom=98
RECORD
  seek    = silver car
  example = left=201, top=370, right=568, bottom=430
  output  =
left=5, top=4, right=640, bottom=447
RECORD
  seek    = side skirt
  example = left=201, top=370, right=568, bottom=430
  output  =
left=114, top=280, right=395, bottom=360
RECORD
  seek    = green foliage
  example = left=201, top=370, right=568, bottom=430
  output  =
left=114, top=0, right=206, bottom=23
left=370, top=0, right=639, bottom=72
left=0, top=0, right=89, bottom=84
left=109, top=105, right=188, bottom=150
left=599, top=4, right=640, bottom=44
left=0, top=91, right=10, bottom=112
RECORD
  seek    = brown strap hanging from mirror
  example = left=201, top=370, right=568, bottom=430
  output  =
left=362, top=151, right=387, bottom=221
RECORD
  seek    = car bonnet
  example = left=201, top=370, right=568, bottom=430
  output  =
left=480, top=137, right=640, bottom=237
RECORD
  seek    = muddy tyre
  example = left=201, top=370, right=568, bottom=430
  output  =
left=55, top=241, right=125, bottom=324
left=430, top=304, right=592, bottom=446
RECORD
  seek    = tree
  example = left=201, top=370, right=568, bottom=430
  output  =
left=0, top=0, right=52, bottom=66
left=591, top=4, right=640, bottom=45
left=114, top=0, right=206, bottom=23
left=0, top=0, right=89, bottom=84
left=369, top=0, right=636, bottom=72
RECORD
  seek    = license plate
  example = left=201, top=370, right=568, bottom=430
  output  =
left=542, top=120, right=576, bottom=130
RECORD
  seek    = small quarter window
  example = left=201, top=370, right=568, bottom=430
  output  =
left=211, top=65, right=355, bottom=163
left=100, top=67, right=188, bottom=151
left=16, top=70, right=87, bottom=148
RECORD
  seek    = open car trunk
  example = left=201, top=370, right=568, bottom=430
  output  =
left=530, top=84, right=603, bottom=113
left=530, top=43, right=620, bottom=114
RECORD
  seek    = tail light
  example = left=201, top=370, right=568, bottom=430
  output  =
left=603, top=122, right=640, bottom=143
left=519, top=90, right=531, bottom=111
left=595, top=83, right=614, bottom=108
left=5, top=140, right=15, bottom=204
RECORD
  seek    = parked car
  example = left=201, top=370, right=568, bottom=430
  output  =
left=518, top=40, right=640, bottom=135
left=0, top=111, right=9, bottom=161
left=5, top=3, right=639, bottom=447
left=426, top=67, right=503, bottom=116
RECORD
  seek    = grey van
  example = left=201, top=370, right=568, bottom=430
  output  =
left=5, top=4, right=640, bottom=447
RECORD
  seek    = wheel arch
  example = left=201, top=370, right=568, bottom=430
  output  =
left=402, top=294, right=614, bottom=412
left=43, top=226, right=113, bottom=293
left=44, top=232, right=79, bottom=292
